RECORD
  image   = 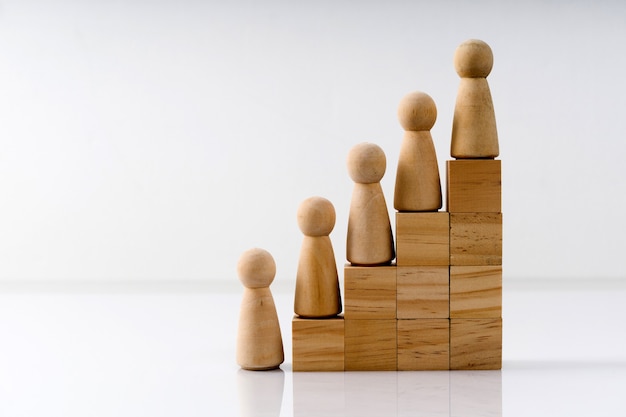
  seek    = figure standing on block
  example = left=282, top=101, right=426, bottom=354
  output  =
left=236, top=248, right=284, bottom=370
left=294, top=196, right=342, bottom=318
left=394, top=91, right=442, bottom=211
left=451, top=39, right=499, bottom=158
left=346, top=142, right=395, bottom=265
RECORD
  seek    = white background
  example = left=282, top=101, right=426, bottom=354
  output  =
left=1, top=0, right=625, bottom=284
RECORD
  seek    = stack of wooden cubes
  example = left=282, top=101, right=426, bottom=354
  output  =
left=292, top=38, right=502, bottom=371
left=292, top=156, right=503, bottom=371
left=446, top=159, right=502, bottom=369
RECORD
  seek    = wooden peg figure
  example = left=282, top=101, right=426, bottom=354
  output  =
left=294, top=196, right=342, bottom=318
left=394, top=91, right=442, bottom=211
left=236, top=248, right=284, bottom=370
left=346, top=142, right=395, bottom=266
left=451, top=39, right=499, bottom=159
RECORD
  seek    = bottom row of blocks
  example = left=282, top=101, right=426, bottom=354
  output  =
left=292, top=316, right=502, bottom=371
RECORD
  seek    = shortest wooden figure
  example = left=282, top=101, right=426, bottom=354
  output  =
left=294, top=196, right=342, bottom=318
left=346, top=142, right=395, bottom=266
left=236, top=248, right=284, bottom=370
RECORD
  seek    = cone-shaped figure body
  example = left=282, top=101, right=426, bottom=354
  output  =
left=394, top=91, right=442, bottom=211
left=346, top=142, right=395, bottom=265
left=236, top=248, right=284, bottom=370
left=451, top=39, right=499, bottom=158
left=294, top=196, right=342, bottom=318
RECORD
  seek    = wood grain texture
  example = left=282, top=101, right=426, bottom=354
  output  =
left=450, top=318, right=502, bottom=370
left=344, top=265, right=396, bottom=319
left=397, top=266, right=449, bottom=319
left=451, top=40, right=499, bottom=159
left=292, top=316, right=344, bottom=372
left=450, top=266, right=502, bottom=318
left=396, top=212, right=450, bottom=266
left=446, top=159, right=501, bottom=213
left=345, top=319, right=397, bottom=371
left=295, top=236, right=342, bottom=318
left=236, top=248, right=284, bottom=370
left=347, top=143, right=395, bottom=266
left=237, top=287, right=284, bottom=370
left=450, top=213, right=502, bottom=266
left=394, top=131, right=442, bottom=212
left=397, top=319, right=450, bottom=370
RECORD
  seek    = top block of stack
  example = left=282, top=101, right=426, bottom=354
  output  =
left=447, top=39, right=501, bottom=214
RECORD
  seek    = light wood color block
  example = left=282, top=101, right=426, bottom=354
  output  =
left=446, top=159, right=501, bottom=213
left=397, top=266, right=449, bottom=319
left=394, top=91, right=442, bottom=212
left=292, top=316, right=344, bottom=372
left=347, top=142, right=395, bottom=266
left=397, top=319, right=450, bottom=371
left=396, top=212, right=450, bottom=266
left=344, top=265, right=396, bottom=319
left=450, top=213, right=502, bottom=266
left=450, top=39, right=499, bottom=159
left=450, top=318, right=502, bottom=370
left=345, top=319, right=397, bottom=371
left=450, top=266, right=502, bottom=318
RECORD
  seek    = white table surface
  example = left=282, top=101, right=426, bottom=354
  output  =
left=1, top=280, right=625, bottom=416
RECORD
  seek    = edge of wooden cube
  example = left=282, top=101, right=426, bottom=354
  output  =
left=292, top=316, right=345, bottom=372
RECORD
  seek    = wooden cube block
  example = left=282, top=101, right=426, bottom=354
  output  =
left=397, top=266, right=449, bottom=319
left=447, top=159, right=501, bottom=213
left=396, top=212, right=450, bottom=266
left=450, top=318, right=502, bottom=370
left=450, top=213, right=502, bottom=266
left=345, top=319, right=397, bottom=371
left=450, top=266, right=502, bottom=318
left=292, top=316, right=344, bottom=372
left=344, top=265, right=396, bottom=319
left=397, top=319, right=450, bottom=371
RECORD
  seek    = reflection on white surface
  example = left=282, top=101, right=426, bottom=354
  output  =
left=1, top=283, right=626, bottom=416
left=398, top=371, right=449, bottom=417
left=293, top=372, right=345, bottom=417
left=293, top=371, right=501, bottom=417
left=238, top=369, right=284, bottom=417
left=451, top=371, right=501, bottom=417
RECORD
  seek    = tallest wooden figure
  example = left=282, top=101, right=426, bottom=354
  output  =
left=450, top=39, right=499, bottom=159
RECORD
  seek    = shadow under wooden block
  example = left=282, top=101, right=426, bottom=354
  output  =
left=397, top=319, right=450, bottom=371
left=450, top=213, right=502, bottom=266
left=446, top=159, right=501, bottom=213
left=344, top=265, right=396, bottom=319
left=450, top=318, right=502, bottom=370
left=396, top=212, right=450, bottom=266
left=345, top=319, right=397, bottom=371
left=292, top=316, right=344, bottom=372
left=450, top=266, right=502, bottom=318
left=397, top=266, right=449, bottom=319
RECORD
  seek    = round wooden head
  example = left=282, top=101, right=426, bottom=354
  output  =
left=347, top=142, right=386, bottom=184
left=237, top=248, right=276, bottom=289
left=454, top=39, right=493, bottom=78
left=397, top=91, right=437, bottom=132
left=297, top=196, right=336, bottom=237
